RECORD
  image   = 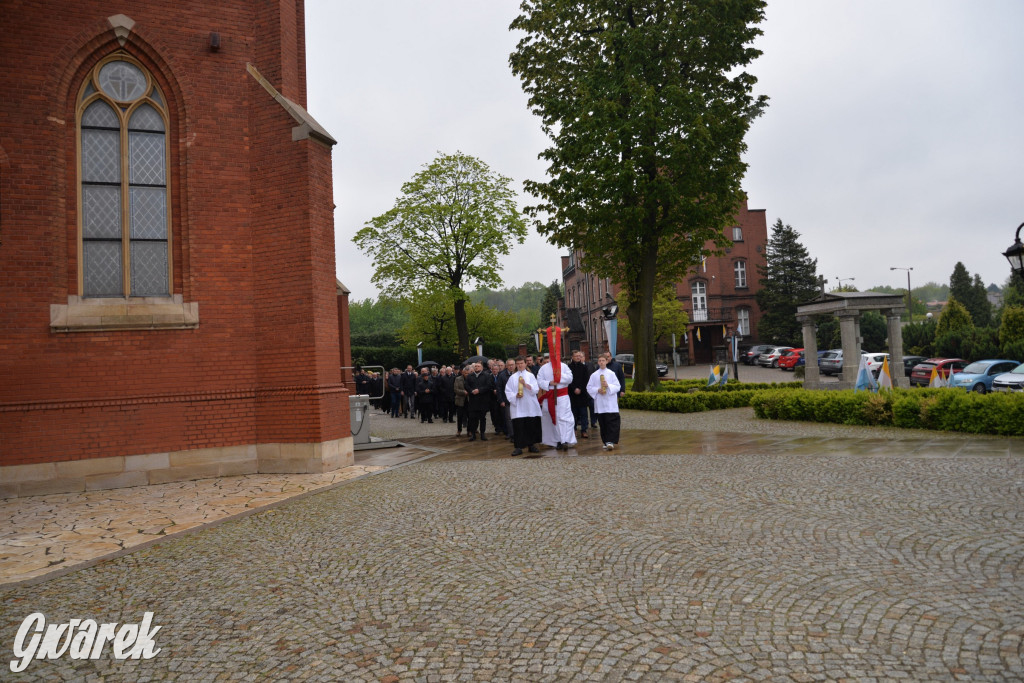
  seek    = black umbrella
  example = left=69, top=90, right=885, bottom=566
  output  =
left=464, top=355, right=489, bottom=366
left=416, top=360, right=440, bottom=371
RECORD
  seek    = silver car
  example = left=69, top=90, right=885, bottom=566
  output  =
left=819, top=350, right=843, bottom=376
left=992, top=363, right=1024, bottom=393
left=757, top=346, right=793, bottom=368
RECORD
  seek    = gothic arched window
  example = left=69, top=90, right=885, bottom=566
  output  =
left=78, top=55, right=170, bottom=297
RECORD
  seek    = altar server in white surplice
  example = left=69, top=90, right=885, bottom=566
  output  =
left=504, top=357, right=543, bottom=457
left=537, top=353, right=576, bottom=450
left=587, top=354, right=622, bottom=450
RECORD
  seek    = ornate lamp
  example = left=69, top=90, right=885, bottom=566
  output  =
left=1004, top=222, right=1024, bottom=279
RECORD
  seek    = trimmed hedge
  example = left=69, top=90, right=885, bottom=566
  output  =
left=621, top=389, right=766, bottom=413
left=656, top=379, right=804, bottom=393
left=751, top=388, right=1024, bottom=436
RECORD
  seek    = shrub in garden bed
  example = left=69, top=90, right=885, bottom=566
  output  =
left=751, top=388, right=1024, bottom=436
left=656, top=379, right=803, bottom=393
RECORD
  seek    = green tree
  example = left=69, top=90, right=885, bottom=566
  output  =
left=510, top=0, right=767, bottom=391
left=354, top=152, right=527, bottom=357
left=619, top=285, right=689, bottom=346
left=1000, top=305, right=1024, bottom=350
left=901, top=318, right=937, bottom=357
left=348, top=297, right=408, bottom=343
left=860, top=311, right=887, bottom=352
left=935, top=298, right=974, bottom=337
left=540, top=281, right=562, bottom=328
left=949, top=262, right=992, bottom=326
left=755, top=220, right=819, bottom=347
left=400, top=290, right=519, bottom=351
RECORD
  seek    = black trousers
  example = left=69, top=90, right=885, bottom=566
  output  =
left=456, top=405, right=467, bottom=431
left=468, top=408, right=488, bottom=435
left=597, top=412, right=620, bottom=444
left=418, top=402, right=433, bottom=422
left=511, top=416, right=541, bottom=449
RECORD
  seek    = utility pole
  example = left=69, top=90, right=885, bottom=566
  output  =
left=890, top=267, right=913, bottom=323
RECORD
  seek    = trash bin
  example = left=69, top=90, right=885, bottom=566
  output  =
left=349, top=395, right=371, bottom=445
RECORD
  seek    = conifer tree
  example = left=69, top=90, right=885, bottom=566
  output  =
left=755, top=220, right=819, bottom=346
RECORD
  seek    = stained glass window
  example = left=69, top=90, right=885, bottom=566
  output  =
left=79, top=57, right=170, bottom=297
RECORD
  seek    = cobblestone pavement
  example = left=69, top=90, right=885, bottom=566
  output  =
left=0, top=466, right=389, bottom=586
left=3, top=441, right=1023, bottom=680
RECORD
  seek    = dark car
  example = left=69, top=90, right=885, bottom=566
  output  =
left=901, top=355, right=926, bottom=377
left=740, top=344, right=774, bottom=366
left=614, top=353, right=668, bottom=377
left=909, top=358, right=967, bottom=387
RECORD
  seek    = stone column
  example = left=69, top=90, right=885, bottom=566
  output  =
left=798, top=315, right=820, bottom=387
left=838, top=311, right=860, bottom=386
left=885, top=309, right=909, bottom=388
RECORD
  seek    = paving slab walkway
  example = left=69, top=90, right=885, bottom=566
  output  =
left=2, top=409, right=1022, bottom=680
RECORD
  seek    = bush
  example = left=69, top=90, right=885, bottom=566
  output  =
left=750, top=387, right=1024, bottom=436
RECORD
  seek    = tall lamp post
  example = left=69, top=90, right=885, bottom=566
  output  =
left=835, top=276, right=855, bottom=289
left=1005, top=222, right=1024, bottom=281
left=890, top=266, right=913, bottom=324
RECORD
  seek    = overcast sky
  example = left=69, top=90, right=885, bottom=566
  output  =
left=305, top=1, right=1024, bottom=302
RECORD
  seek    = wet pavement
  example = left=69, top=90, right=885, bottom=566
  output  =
left=2, top=409, right=1023, bottom=680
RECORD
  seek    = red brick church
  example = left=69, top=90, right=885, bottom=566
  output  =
left=0, top=1, right=352, bottom=496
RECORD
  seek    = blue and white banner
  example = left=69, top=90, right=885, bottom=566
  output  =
left=604, top=318, right=617, bottom=357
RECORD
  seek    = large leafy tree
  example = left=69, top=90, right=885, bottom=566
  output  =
left=755, top=219, right=819, bottom=346
left=510, top=0, right=767, bottom=391
left=354, top=152, right=527, bottom=357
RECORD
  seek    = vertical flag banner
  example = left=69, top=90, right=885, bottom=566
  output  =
left=877, top=357, right=893, bottom=390
left=929, top=366, right=945, bottom=388
left=604, top=318, right=618, bottom=357
left=707, top=365, right=721, bottom=386
left=719, top=365, right=729, bottom=386
left=417, top=347, right=423, bottom=366
left=854, top=354, right=877, bottom=392
left=696, top=328, right=702, bottom=342
left=535, top=331, right=542, bottom=354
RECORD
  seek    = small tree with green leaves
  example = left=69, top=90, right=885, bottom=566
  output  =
left=619, top=285, right=690, bottom=347
left=935, top=298, right=974, bottom=338
left=355, top=152, right=527, bottom=357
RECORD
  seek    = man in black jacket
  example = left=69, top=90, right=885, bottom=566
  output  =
left=464, top=362, right=494, bottom=441
left=387, top=368, right=403, bottom=418
left=567, top=350, right=592, bottom=439
left=400, top=365, right=417, bottom=419
left=415, top=368, right=435, bottom=423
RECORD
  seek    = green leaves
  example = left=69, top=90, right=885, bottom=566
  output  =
left=354, top=152, right=528, bottom=355
left=510, top=0, right=767, bottom=389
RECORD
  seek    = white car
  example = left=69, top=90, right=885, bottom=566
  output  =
left=862, top=353, right=889, bottom=378
left=992, top=363, right=1024, bottom=393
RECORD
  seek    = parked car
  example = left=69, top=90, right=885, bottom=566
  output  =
left=992, top=363, right=1024, bottom=393
left=862, top=353, right=890, bottom=378
left=777, top=348, right=804, bottom=371
left=955, top=360, right=1023, bottom=393
left=758, top=346, right=794, bottom=368
left=614, top=353, right=668, bottom=377
left=741, top=344, right=774, bottom=365
left=819, top=349, right=843, bottom=376
left=901, top=355, right=927, bottom=377
left=909, top=358, right=968, bottom=387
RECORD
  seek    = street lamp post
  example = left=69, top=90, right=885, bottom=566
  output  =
left=1005, top=222, right=1024, bottom=280
left=890, top=267, right=914, bottom=324
left=835, top=276, right=855, bottom=290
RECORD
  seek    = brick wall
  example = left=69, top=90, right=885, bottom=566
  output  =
left=0, top=0, right=350, bottom=472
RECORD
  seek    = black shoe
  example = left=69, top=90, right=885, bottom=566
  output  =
left=469, top=435, right=476, bottom=442
left=480, top=434, right=488, bottom=441
left=528, top=445, right=540, bottom=453
left=555, top=442, right=563, bottom=451
left=511, top=449, right=523, bottom=456
left=428, top=419, right=433, bottom=423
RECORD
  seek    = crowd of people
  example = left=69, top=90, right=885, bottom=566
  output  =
left=351, top=350, right=626, bottom=457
